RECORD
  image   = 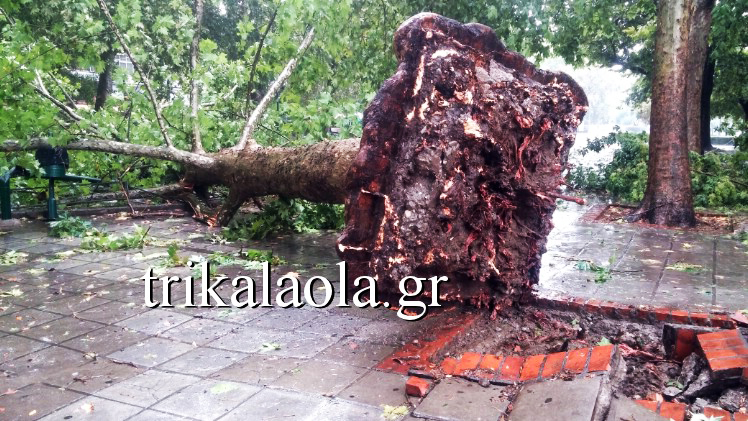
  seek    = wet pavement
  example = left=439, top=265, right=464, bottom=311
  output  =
left=0, top=203, right=745, bottom=420
left=539, top=203, right=748, bottom=312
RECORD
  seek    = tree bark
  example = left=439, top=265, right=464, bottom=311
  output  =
left=700, top=50, right=715, bottom=152
left=637, top=0, right=698, bottom=227
left=94, top=48, right=116, bottom=111
left=685, top=0, right=714, bottom=155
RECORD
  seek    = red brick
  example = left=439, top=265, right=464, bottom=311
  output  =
left=635, top=306, right=652, bottom=322
left=565, top=348, right=589, bottom=373
left=635, top=400, right=658, bottom=412
left=709, top=356, right=748, bottom=372
left=478, top=354, right=502, bottom=372
left=405, top=376, right=431, bottom=397
left=710, top=314, right=736, bottom=329
left=520, top=355, right=546, bottom=381
left=670, top=310, right=690, bottom=324
left=568, top=297, right=585, bottom=312
left=704, top=346, right=748, bottom=360
left=675, top=329, right=698, bottom=361
left=455, top=352, right=482, bottom=375
left=699, top=329, right=740, bottom=342
left=441, top=357, right=458, bottom=375
left=588, top=345, right=614, bottom=372
left=703, top=406, right=732, bottom=419
left=653, top=307, right=671, bottom=322
left=735, top=412, right=748, bottom=421
left=584, top=299, right=602, bottom=313
left=541, top=352, right=566, bottom=378
left=497, top=356, right=523, bottom=382
left=598, top=301, right=618, bottom=318
left=689, top=312, right=712, bottom=326
left=659, top=402, right=687, bottom=421
left=701, top=337, right=746, bottom=350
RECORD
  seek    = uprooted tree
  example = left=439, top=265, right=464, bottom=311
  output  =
left=1, top=6, right=587, bottom=307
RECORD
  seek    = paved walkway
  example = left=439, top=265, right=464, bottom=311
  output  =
left=0, top=204, right=745, bottom=420
left=539, top=203, right=748, bottom=312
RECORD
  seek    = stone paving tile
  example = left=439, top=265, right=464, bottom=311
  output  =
left=246, top=307, right=322, bottom=330
left=210, top=354, right=304, bottom=385
left=207, top=325, right=288, bottom=353
left=160, top=317, right=237, bottom=345
left=414, top=377, right=508, bottom=421
left=127, top=410, right=194, bottom=421
left=2, top=346, right=88, bottom=389
left=35, top=295, right=110, bottom=315
left=271, top=331, right=339, bottom=359
left=20, top=316, right=104, bottom=343
left=95, top=369, right=200, bottom=406
left=508, top=377, right=603, bottom=421
left=0, top=308, right=62, bottom=333
left=307, top=399, right=387, bottom=421
left=44, top=358, right=145, bottom=394
left=271, top=360, right=367, bottom=395
left=220, top=388, right=326, bottom=421
left=0, top=383, right=83, bottom=420
left=38, top=396, right=142, bottom=420
left=0, top=333, right=50, bottom=362
left=114, top=308, right=192, bottom=335
left=317, top=339, right=396, bottom=368
left=0, top=300, right=25, bottom=316
left=74, top=300, right=150, bottom=324
left=297, top=313, right=370, bottom=337
left=152, top=379, right=260, bottom=420
left=107, top=337, right=194, bottom=368
left=607, top=396, right=668, bottom=421
left=58, top=262, right=118, bottom=277
left=61, top=325, right=150, bottom=356
left=158, top=347, right=245, bottom=376
left=353, top=318, right=420, bottom=346
left=95, top=266, right=144, bottom=281
left=201, top=306, right=272, bottom=324
left=338, top=370, right=408, bottom=408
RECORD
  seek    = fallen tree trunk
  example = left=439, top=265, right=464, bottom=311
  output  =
left=2, top=13, right=587, bottom=310
left=337, top=13, right=588, bottom=312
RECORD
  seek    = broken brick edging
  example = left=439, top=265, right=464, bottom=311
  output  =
left=431, top=344, right=616, bottom=386
left=532, top=293, right=737, bottom=329
left=375, top=313, right=479, bottom=375
left=697, top=329, right=748, bottom=380
left=635, top=400, right=748, bottom=421
left=579, top=203, right=609, bottom=223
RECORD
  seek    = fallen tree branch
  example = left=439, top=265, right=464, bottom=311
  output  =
left=33, top=70, right=84, bottom=123
left=0, top=138, right=215, bottom=168
left=96, top=0, right=176, bottom=150
left=235, top=27, right=315, bottom=150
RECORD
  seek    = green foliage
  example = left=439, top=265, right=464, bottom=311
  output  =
left=569, top=130, right=748, bottom=210
left=0, top=250, right=28, bottom=265
left=222, top=198, right=344, bottom=241
left=80, top=225, right=150, bottom=251
left=48, top=214, right=94, bottom=238
left=575, top=260, right=611, bottom=283
left=567, top=130, right=649, bottom=203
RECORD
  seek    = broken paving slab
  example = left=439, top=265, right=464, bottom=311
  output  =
left=412, top=377, right=509, bottom=421
left=607, top=397, right=669, bottom=421
left=508, top=377, right=603, bottom=421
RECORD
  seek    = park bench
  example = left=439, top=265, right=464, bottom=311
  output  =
left=0, top=146, right=100, bottom=220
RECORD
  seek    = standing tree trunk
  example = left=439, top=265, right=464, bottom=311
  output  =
left=686, top=0, right=715, bottom=154
left=701, top=50, right=715, bottom=153
left=637, top=0, right=700, bottom=227
left=94, top=48, right=116, bottom=111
